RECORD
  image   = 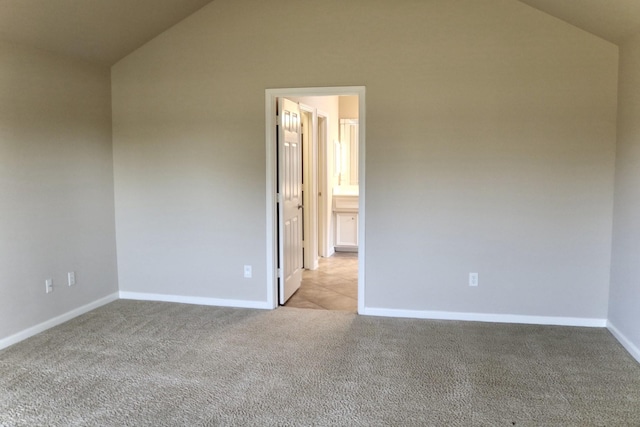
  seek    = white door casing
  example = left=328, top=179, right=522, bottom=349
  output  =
left=317, top=113, right=330, bottom=258
left=300, top=106, right=319, bottom=271
left=278, top=98, right=304, bottom=304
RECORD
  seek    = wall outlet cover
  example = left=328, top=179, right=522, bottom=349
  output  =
left=469, top=273, right=479, bottom=287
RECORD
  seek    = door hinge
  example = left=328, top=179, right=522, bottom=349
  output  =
left=277, top=268, right=283, bottom=279
left=276, top=193, right=282, bottom=204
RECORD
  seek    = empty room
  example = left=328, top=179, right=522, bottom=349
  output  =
left=1, top=0, right=640, bottom=425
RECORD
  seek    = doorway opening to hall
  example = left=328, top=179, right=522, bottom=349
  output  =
left=274, top=94, right=361, bottom=313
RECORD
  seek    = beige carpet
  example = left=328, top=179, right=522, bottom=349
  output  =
left=0, top=300, right=639, bottom=426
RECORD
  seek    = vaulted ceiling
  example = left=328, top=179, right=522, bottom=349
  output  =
left=0, top=0, right=215, bottom=65
left=517, top=0, right=640, bottom=45
left=1, top=0, right=639, bottom=66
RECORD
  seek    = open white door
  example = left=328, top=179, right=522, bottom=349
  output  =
left=278, top=98, right=304, bottom=304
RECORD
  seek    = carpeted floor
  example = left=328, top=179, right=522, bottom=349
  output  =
left=1, top=300, right=639, bottom=426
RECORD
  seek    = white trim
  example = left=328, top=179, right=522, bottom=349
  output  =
left=266, top=93, right=278, bottom=308
left=316, top=110, right=331, bottom=259
left=607, top=321, right=640, bottom=364
left=357, top=93, right=366, bottom=314
left=0, top=292, right=119, bottom=351
left=266, top=86, right=366, bottom=310
left=299, top=103, right=318, bottom=271
left=362, top=307, right=607, bottom=328
left=119, top=291, right=271, bottom=310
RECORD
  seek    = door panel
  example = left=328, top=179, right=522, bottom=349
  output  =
left=336, top=213, right=358, bottom=248
left=278, top=98, right=303, bottom=304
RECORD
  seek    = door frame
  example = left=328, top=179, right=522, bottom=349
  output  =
left=265, top=86, right=366, bottom=313
left=299, top=104, right=319, bottom=271
left=316, top=111, right=332, bottom=258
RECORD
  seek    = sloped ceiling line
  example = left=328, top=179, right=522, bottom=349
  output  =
left=0, top=0, right=216, bottom=65
left=0, top=0, right=639, bottom=66
left=517, top=0, right=640, bottom=45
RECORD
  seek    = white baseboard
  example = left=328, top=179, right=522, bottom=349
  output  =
left=0, top=292, right=119, bottom=351
left=119, top=291, right=271, bottom=310
left=362, top=307, right=607, bottom=328
left=607, top=321, right=640, bottom=364
left=335, top=247, right=358, bottom=253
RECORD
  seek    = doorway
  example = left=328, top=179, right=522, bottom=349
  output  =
left=265, top=87, right=366, bottom=313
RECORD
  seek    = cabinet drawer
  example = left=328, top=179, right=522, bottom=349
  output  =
left=333, top=196, right=358, bottom=212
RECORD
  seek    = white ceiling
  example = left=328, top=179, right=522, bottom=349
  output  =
left=0, top=0, right=215, bottom=65
left=0, top=1, right=639, bottom=66
left=517, top=0, right=640, bottom=45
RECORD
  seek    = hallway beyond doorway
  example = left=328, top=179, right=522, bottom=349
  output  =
left=284, top=253, right=357, bottom=312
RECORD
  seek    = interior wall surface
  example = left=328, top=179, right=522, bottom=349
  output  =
left=609, top=32, right=640, bottom=356
left=0, top=40, right=118, bottom=340
left=111, top=0, right=618, bottom=319
left=339, top=96, right=359, bottom=120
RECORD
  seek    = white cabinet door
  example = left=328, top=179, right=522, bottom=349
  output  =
left=336, top=213, right=358, bottom=248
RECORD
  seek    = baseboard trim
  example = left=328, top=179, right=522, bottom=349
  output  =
left=607, top=321, right=640, bottom=364
left=362, top=307, right=607, bottom=328
left=0, top=292, right=119, bottom=351
left=119, top=291, right=271, bottom=310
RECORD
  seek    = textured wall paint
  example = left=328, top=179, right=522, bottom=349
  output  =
left=609, top=33, right=640, bottom=350
left=112, top=0, right=618, bottom=318
left=0, top=41, right=118, bottom=339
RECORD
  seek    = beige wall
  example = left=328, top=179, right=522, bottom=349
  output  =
left=609, top=32, right=640, bottom=355
left=339, top=96, right=359, bottom=119
left=112, top=0, right=618, bottom=319
left=0, top=41, right=118, bottom=341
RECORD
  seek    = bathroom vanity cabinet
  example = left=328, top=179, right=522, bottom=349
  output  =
left=333, top=194, right=358, bottom=252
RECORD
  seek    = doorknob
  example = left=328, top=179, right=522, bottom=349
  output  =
left=298, top=204, right=304, bottom=210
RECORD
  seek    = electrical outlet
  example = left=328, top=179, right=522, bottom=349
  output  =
left=469, top=272, right=479, bottom=287
left=68, top=272, right=76, bottom=286
left=244, top=265, right=252, bottom=279
left=45, top=279, right=53, bottom=293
